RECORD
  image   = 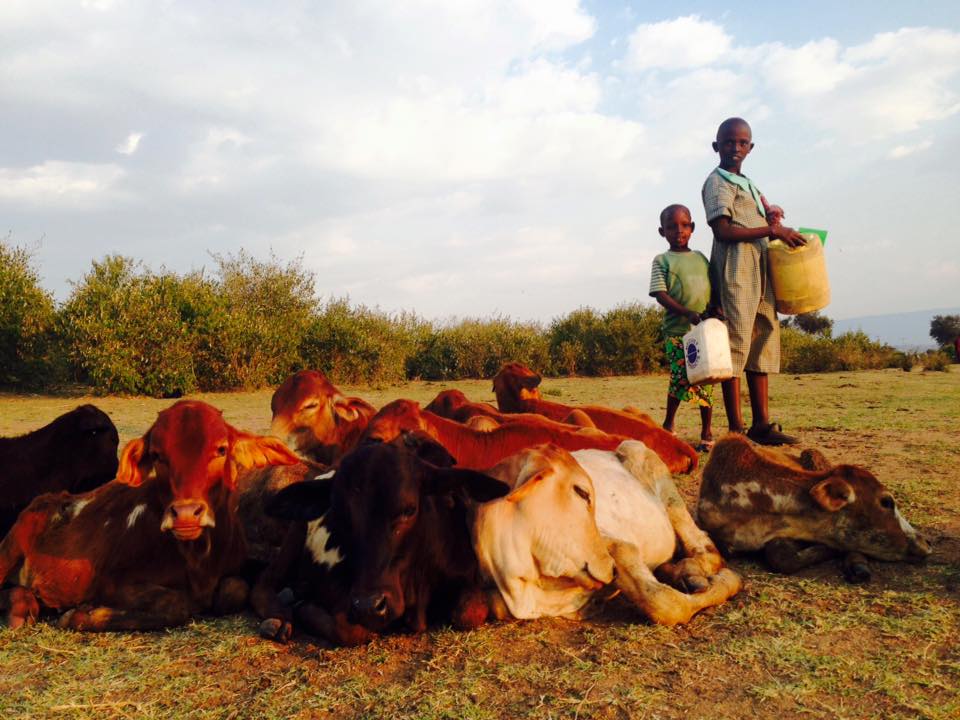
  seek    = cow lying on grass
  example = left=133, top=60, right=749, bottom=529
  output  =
left=697, top=435, right=931, bottom=582
left=492, top=363, right=699, bottom=474
left=0, top=400, right=299, bottom=631
left=253, top=432, right=509, bottom=646
left=0, top=404, right=119, bottom=537
left=361, top=399, right=631, bottom=469
left=269, top=370, right=376, bottom=465
left=475, top=442, right=741, bottom=626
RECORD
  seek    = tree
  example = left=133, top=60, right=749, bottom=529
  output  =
left=929, top=315, right=960, bottom=345
left=793, top=311, right=833, bottom=337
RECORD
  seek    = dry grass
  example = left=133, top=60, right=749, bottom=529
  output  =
left=1, top=368, right=959, bottom=719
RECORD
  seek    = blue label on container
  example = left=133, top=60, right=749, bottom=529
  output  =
left=686, top=341, right=699, bottom=367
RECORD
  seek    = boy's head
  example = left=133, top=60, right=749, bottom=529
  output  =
left=712, top=117, right=753, bottom=172
left=658, top=204, right=694, bottom=251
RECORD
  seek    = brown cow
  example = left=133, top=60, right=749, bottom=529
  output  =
left=425, top=389, right=596, bottom=428
left=0, top=400, right=300, bottom=631
left=362, top=399, right=630, bottom=470
left=492, top=363, right=698, bottom=474
left=269, top=370, right=376, bottom=465
left=697, top=435, right=931, bottom=582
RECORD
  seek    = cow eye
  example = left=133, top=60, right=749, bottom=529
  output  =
left=573, top=486, right=591, bottom=505
left=301, top=401, right=320, bottom=411
left=399, top=505, right=416, bottom=519
left=880, top=496, right=895, bottom=511
left=217, top=445, right=228, bottom=457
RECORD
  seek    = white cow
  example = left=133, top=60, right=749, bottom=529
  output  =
left=475, top=441, right=742, bottom=626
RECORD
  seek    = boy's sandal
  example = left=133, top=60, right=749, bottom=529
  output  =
left=746, top=422, right=799, bottom=446
left=695, top=439, right=716, bottom=452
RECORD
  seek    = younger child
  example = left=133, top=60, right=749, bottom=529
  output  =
left=648, top=203, right=714, bottom=451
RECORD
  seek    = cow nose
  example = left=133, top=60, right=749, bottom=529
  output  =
left=161, top=500, right=215, bottom=532
left=352, top=593, right=389, bottom=620
left=908, top=534, right=932, bottom=562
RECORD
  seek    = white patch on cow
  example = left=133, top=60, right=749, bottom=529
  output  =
left=767, top=491, right=803, bottom=513
left=720, top=481, right=761, bottom=509
left=895, top=507, right=918, bottom=538
left=104, top=519, right=111, bottom=529
left=305, top=514, right=343, bottom=568
left=69, top=499, right=91, bottom=517
left=313, top=470, right=336, bottom=481
left=126, top=503, right=147, bottom=529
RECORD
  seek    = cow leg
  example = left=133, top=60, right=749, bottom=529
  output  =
left=295, top=603, right=374, bottom=647
left=58, top=585, right=195, bottom=631
left=0, top=587, right=40, bottom=629
left=610, top=542, right=742, bottom=626
left=764, top=539, right=838, bottom=574
left=251, top=523, right=306, bottom=643
left=212, top=576, right=250, bottom=615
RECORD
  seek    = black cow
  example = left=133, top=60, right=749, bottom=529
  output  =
left=251, top=432, right=509, bottom=646
left=0, top=405, right=119, bottom=537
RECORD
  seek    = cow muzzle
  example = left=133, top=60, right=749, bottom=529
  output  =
left=349, top=590, right=400, bottom=629
left=161, top=499, right=215, bottom=541
left=907, top=534, right=932, bottom=563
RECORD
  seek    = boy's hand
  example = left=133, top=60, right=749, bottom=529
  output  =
left=770, top=224, right=806, bottom=248
left=687, top=310, right=702, bottom=325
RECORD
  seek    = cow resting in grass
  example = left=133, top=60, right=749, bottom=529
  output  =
left=253, top=432, right=510, bottom=646
left=492, top=363, right=699, bottom=473
left=697, top=435, right=931, bottom=582
left=476, top=441, right=741, bottom=626
left=361, top=399, right=631, bottom=470
left=269, top=370, right=376, bottom=465
left=0, top=404, right=119, bottom=537
left=0, top=400, right=300, bottom=631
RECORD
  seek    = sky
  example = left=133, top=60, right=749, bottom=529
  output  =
left=2, top=0, right=959, bottom=324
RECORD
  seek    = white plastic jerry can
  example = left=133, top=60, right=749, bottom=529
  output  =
left=682, top=318, right=733, bottom=386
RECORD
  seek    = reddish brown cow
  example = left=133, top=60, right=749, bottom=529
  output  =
left=269, top=370, right=376, bottom=465
left=425, top=389, right=596, bottom=429
left=362, top=399, right=630, bottom=470
left=492, top=363, right=698, bottom=474
left=0, top=400, right=300, bottom=631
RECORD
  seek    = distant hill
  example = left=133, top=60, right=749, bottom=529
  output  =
left=832, top=307, right=960, bottom=351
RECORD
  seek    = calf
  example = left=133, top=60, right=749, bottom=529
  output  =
left=477, top=442, right=741, bottom=626
left=362, top=399, right=632, bottom=470
left=697, top=435, right=931, bottom=582
left=0, top=400, right=300, bottom=630
left=0, top=404, right=119, bottom=537
left=425, top=389, right=596, bottom=428
left=269, top=370, right=376, bottom=464
left=492, top=363, right=699, bottom=474
left=253, top=433, right=509, bottom=646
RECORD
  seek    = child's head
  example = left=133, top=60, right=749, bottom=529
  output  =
left=712, top=117, right=753, bottom=172
left=658, top=204, right=694, bottom=251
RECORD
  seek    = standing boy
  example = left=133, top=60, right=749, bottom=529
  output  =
left=649, top=203, right=714, bottom=452
left=702, top=117, right=805, bottom=445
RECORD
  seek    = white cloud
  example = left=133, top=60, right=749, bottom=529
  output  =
left=115, top=132, right=143, bottom=155
left=889, top=139, right=933, bottom=159
left=625, top=16, right=732, bottom=71
left=0, top=161, right=124, bottom=206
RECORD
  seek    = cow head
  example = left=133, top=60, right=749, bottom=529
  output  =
left=270, top=370, right=375, bottom=464
left=423, top=390, right=470, bottom=418
left=116, top=401, right=300, bottom=542
left=484, top=444, right=615, bottom=592
left=62, top=404, right=120, bottom=494
left=807, top=465, right=931, bottom=562
left=491, top=363, right=542, bottom=411
left=267, top=434, right=509, bottom=632
left=361, top=399, right=436, bottom=445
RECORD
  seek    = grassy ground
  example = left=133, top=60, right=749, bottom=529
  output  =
left=1, top=368, right=958, bottom=719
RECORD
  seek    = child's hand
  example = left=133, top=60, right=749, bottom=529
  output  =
left=767, top=205, right=785, bottom=225
left=770, top=224, right=806, bottom=248
left=705, top=305, right=725, bottom=321
left=687, top=310, right=702, bottom=325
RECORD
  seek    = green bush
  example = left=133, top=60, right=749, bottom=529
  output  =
left=547, top=304, right=663, bottom=376
left=0, top=239, right=60, bottom=388
left=781, top=328, right=896, bottom=374
left=301, top=300, right=427, bottom=385
left=409, top=316, right=551, bottom=381
left=920, top=350, right=952, bottom=372
left=59, top=257, right=197, bottom=396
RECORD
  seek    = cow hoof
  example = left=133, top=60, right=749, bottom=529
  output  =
left=843, top=563, right=871, bottom=584
left=57, top=608, right=78, bottom=629
left=683, top=574, right=710, bottom=594
left=259, top=617, right=293, bottom=643
left=7, top=588, right=40, bottom=629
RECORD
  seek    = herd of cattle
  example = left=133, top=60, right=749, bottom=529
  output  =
left=0, top=363, right=930, bottom=645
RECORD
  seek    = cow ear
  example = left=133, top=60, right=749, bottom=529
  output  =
left=810, top=475, right=856, bottom=512
left=332, top=395, right=363, bottom=423
left=116, top=437, right=149, bottom=486
left=520, top=373, right=542, bottom=390
left=401, top=430, right=457, bottom=468
left=265, top=478, right=333, bottom=521
left=231, top=431, right=301, bottom=470
left=427, top=468, right=510, bottom=502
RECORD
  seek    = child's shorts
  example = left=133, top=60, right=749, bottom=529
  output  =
left=665, top=337, right=714, bottom=407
